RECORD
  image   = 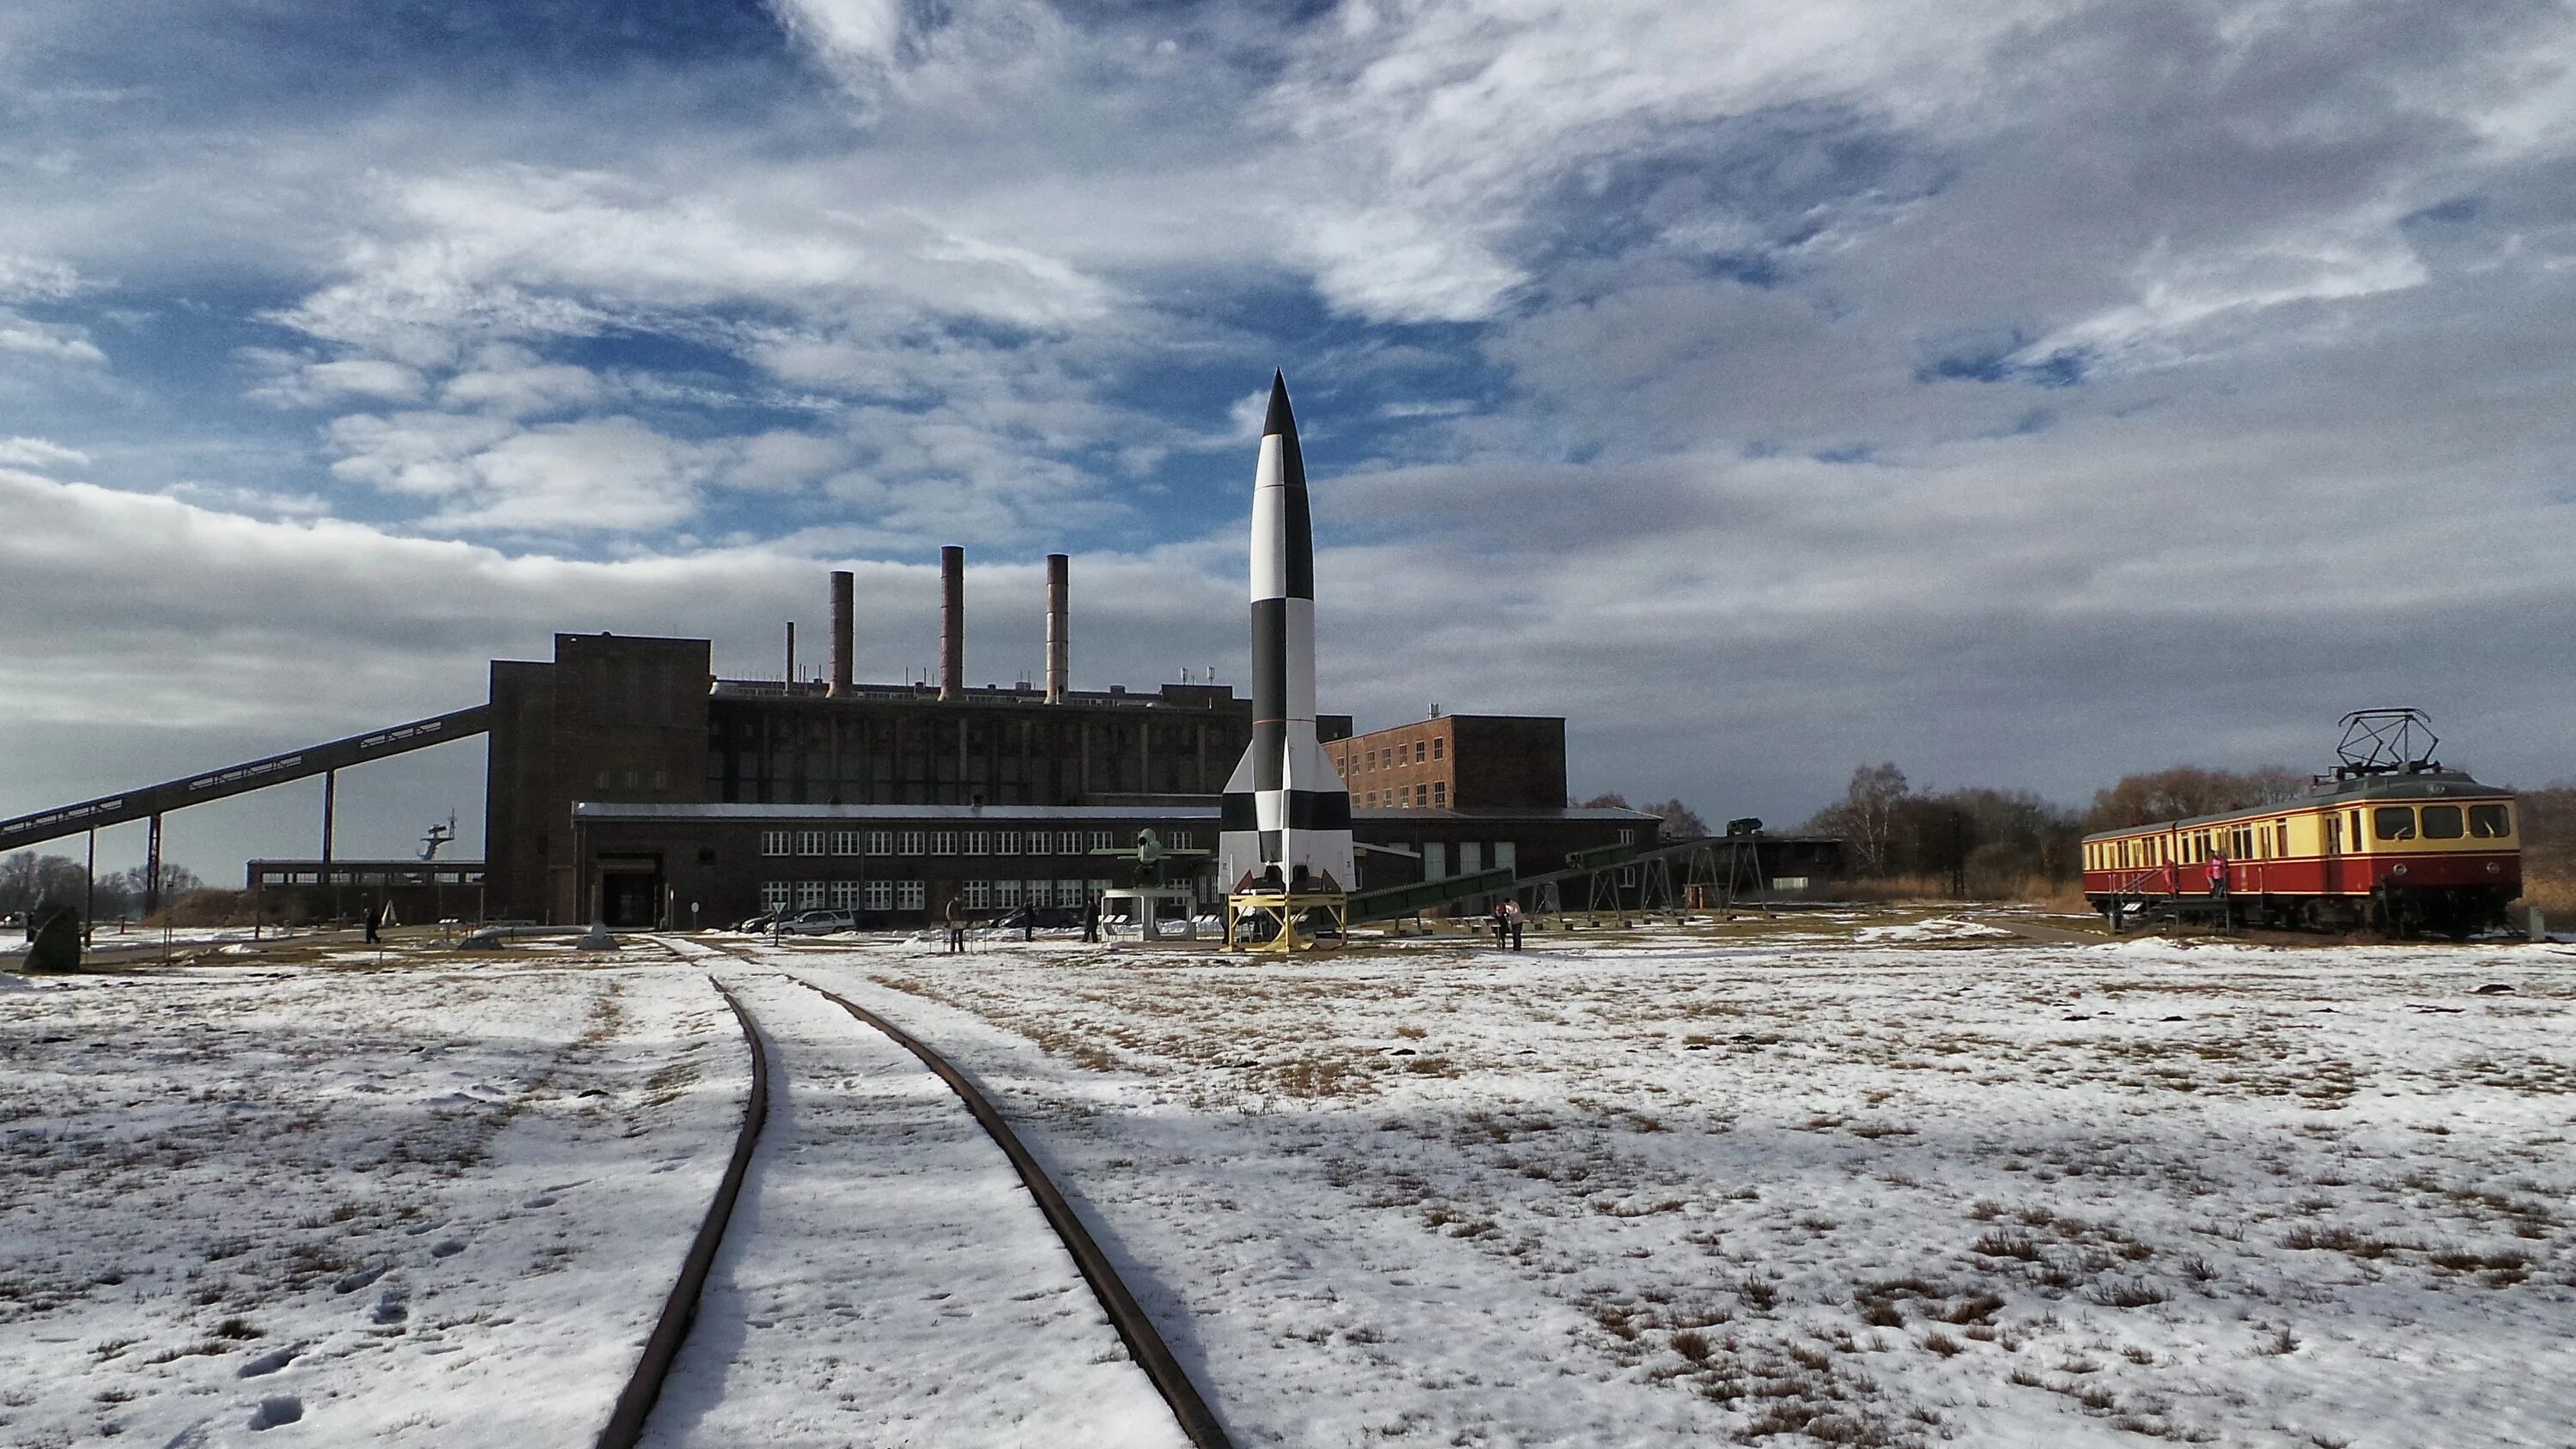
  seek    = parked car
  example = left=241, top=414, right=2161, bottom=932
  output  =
left=779, top=907, right=886, bottom=935
left=732, top=912, right=776, bottom=934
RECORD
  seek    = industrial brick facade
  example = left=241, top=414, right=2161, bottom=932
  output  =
left=476, top=564, right=1667, bottom=928
left=1326, top=714, right=1568, bottom=811
left=483, top=628, right=1370, bottom=925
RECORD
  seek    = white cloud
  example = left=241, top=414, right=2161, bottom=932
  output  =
left=0, top=254, right=84, bottom=302
left=0, top=435, right=87, bottom=469
left=277, top=167, right=1117, bottom=357
left=0, top=307, right=104, bottom=365
left=2024, top=219, right=2433, bottom=371
left=1226, top=388, right=1271, bottom=440
left=1379, top=399, right=1475, bottom=421
left=244, top=353, right=427, bottom=408
left=1259, top=0, right=2070, bottom=324
left=325, top=411, right=518, bottom=498
left=325, top=411, right=705, bottom=534
left=765, top=0, right=1078, bottom=118
left=721, top=430, right=848, bottom=493
left=439, top=345, right=605, bottom=417
left=158, top=481, right=332, bottom=518
left=447, top=417, right=704, bottom=533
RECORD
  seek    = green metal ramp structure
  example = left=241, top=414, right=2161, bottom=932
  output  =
left=1346, top=834, right=1777, bottom=925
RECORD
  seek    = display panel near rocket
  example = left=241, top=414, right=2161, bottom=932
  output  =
left=1218, top=373, right=1356, bottom=895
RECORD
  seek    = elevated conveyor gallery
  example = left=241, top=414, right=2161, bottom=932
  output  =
left=1347, top=834, right=1756, bottom=924
left=0, top=706, right=489, bottom=853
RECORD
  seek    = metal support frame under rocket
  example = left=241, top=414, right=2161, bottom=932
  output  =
left=1218, top=373, right=1356, bottom=894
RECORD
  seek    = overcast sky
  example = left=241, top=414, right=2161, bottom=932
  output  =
left=4, top=0, right=2573, bottom=876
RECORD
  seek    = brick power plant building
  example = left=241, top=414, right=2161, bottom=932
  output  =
left=487, top=550, right=1661, bottom=928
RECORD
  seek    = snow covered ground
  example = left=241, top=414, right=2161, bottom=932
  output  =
left=5, top=923, right=2573, bottom=1447
left=770, top=929, right=2576, bottom=1448
left=0, top=954, right=747, bottom=1448
left=0, top=926, right=281, bottom=961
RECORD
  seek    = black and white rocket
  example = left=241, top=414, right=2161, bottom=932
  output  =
left=1219, top=373, right=1355, bottom=894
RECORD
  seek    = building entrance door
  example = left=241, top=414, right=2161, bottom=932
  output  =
left=598, top=856, right=664, bottom=927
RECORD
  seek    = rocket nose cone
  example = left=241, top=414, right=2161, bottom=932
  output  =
left=1263, top=372, right=1296, bottom=438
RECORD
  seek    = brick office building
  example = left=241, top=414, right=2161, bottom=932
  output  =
left=1325, top=714, right=1567, bottom=811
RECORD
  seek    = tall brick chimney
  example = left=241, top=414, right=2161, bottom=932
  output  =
left=828, top=569, right=854, bottom=697
left=938, top=546, right=964, bottom=702
left=1045, top=553, right=1069, bottom=704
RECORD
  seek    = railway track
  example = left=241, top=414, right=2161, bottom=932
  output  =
left=603, top=940, right=1227, bottom=1449
left=597, top=978, right=770, bottom=1449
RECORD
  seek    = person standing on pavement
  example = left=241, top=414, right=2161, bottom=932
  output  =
left=1083, top=894, right=1101, bottom=943
left=1504, top=898, right=1525, bottom=951
left=944, top=895, right=965, bottom=955
left=1490, top=900, right=1510, bottom=947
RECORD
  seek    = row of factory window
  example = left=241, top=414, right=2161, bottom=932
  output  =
left=1363, top=782, right=1448, bottom=808
left=759, top=828, right=1192, bottom=858
left=2086, top=803, right=2513, bottom=871
left=1419, top=840, right=1516, bottom=878
left=761, top=878, right=1122, bottom=912
left=258, top=868, right=485, bottom=887
left=1350, top=737, right=1442, bottom=770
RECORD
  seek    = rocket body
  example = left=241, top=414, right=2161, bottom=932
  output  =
left=1219, top=374, right=1355, bottom=894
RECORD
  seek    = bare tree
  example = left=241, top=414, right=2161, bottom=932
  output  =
left=1642, top=798, right=1710, bottom=840
left=1814, top=762, right=1909, bottom=875
left=2086, top=765, right=2308, bottom=829
left=0, top=851, right=92, bottom=919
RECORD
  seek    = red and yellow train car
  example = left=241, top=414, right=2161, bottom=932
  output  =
left=2081, top=766, right=2520, bottom=937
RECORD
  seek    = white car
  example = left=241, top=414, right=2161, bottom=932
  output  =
left=779, top=908, right=859, bottom=935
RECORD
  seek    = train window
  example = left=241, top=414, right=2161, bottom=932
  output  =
left=2470, top=804, right=2512, bottom=839
left=2420, top=804, right=2464, bottom=840
left=2373, top=806, right=2415, bottom=841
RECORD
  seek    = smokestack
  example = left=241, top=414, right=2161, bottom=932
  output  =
left=785, top=620, right=797, bottom=688
left=939, top=545, right=964, bottom=702
left=829, top=570, right=854, bottom=697
left=1045, top=553, right=1069, bottom=704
